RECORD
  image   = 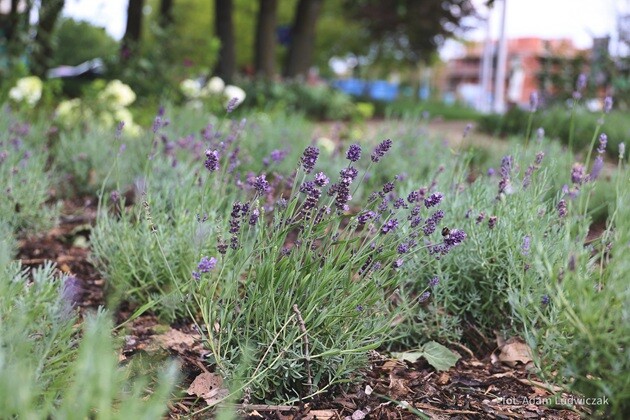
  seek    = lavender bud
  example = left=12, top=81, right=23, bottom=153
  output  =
left=226, top=97, right=239, bottom=113
left=381, top=218, right=399, bottom=234
left=300, top=146, right=319, bottom=174
left=557, top=199, right=567, bottom=218
left=253, top=174, right=271, bottom=194
left=487, top=167, right=496, bottom=177
left=428, top=276, right=440, bottom=287
left=521, top=235, right=531, bottom=255
left=346, top=143, right=362, bottom=162
left=571, top=163, right=585, bottom=185
left=314, top=172, right=329, bottom=187
left=204, top=149, right=220, bottom=172
left=604, top=96, right=613, bottom=113
left=597, top=133, right=608, bottom=154
left=590, top=156, right=604, bottom=180
left=197, top=256, right=217, bottom=273
left=371, top=139, right=393, bottom=163
left=418, top=291, right=431, bottom=302
left=535, top=151, right=545, bottom=165
left=488, top=215, right=498, bottom=229
left=424, top=192, right=443, bottom=208
left=249, top=208, right=260, bottom=225
left=541, top=295, right=550, bottom=305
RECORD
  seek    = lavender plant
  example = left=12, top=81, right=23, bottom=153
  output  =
left=190, top=140, right=465, bottom=402
left=0, top=116, right=58, bottom=233
left=0, top=261, right=177, bottom=417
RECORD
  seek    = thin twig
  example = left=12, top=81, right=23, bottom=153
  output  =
left=292, top=304, right=313, bottom=394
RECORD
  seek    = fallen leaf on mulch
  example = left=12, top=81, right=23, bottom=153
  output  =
left=186, top=372, right=229, bottom=406
left=498, top=337, right=533, bottom=367
left=147, top=327, right=202, bottom=354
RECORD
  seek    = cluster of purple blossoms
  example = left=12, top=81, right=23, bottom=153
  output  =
left=381, top=218, right=399, bottom=234
left=249, top=208, right=260, bottom=225
left=591, top=133, right=608, bottom=180
left=226, top=97, right=239, bottom=113
left=418, top=291, right=431, bottom=302
left=299, top=181, right=322, bottom=220
left=358, top=210, right=376, bottom=225
left=229, top=201, right=246, bottom=249
left=557, top=199, right=567, bottom=218
left=428, top=276, right=440, bottom=287
left=497, top=155, right=514, bottom=197
left=604, top=96, right=613, bottom=114
left=192, top=256, right=218, bottom=280
left=523, top=152, right=544, bottom=189
left=330, top=166, right=359, bottom=211
left=346, top=144, right=362, bottom=162
left=253, top=174, right=271, bottom=195
left=371, top=139, right=393, bottom=162
left=423, top=210, right=444, bottom=235
left=204, top=149, right=220, bottom=172
left=300, top=146, right=320, bottom=173
left=314, top=172, right=329, bottom=187
left=263, top=149, right=289, bottom=166
left=397, top=239, right=417, bottom=254
left=424, top=192, right=443, bottom=208
left=571, top=163, right=586, bottom=185
left=521, top=235, right=531, bottom=256
left=429, top=229, right=466, bottom=257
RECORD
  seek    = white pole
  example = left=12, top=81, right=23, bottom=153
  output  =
left=494, top=0, right=508, bottom=113
left=479, top=7, right=494, bottom=112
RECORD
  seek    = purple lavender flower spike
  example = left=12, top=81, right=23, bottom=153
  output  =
left=597, top=133, right=607, bottom=154
left=314, top=172, right=329, bottom=187
left=521, top=235, right=531, bottom=255
left=424, top=192, right=443, bottom=208
left=604, top=96, right=613, bottom=113
left=197, top=256, right=217, bottom=273
left=346, top=143, right=362, bottom=162
left=358, top=211, right=376, bottom=225
left=557, top=199, right=567, bottom=218
left=418, top=291, right=431, bottom=302
left=253, top=174, right=271, bottom=194
left=429, top=276, right=440, bottom=287
left=571, top=163, right=585, bottom=185
left=300, top=146, right=319, bottom=173
left=204, top=149, right=220, bottom=172
left=381, top=218, right=399, bottom=234
left=590, top=156, right=604, bottom=180
left=371, top=139, right=393, bottom=162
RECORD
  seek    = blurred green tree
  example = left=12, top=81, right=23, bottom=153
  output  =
left=51, top=18, right=118, bottom=66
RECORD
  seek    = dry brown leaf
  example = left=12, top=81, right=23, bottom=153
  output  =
left=154, top=328, right=197, bottom=348
left=436, top=372, right=450, bottom=385
left=305, top=409, right=337, bottom=419
left=498, top=337, right=533, bottom=367
left=186, top=372, right=229, bottom=406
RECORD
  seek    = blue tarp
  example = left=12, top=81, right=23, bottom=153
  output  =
left=332, top=79, right=399, bottom=102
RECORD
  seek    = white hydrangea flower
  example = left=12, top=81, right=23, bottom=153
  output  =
left=55, top=98, right=82, bottom=126
left=223, top=84, right=246, bottom=109
left=9, top=76, right=43, bottom=107
left=180, top=79, right=203, bottom=99
left=205, top=76, right=225, bottom=94
left=100, top=80, right=136, bottom=107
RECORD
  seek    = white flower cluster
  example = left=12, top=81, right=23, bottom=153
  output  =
left=8, top=76, right=43, bottom=107
left=55, top=80, right=141, bottom=136
left=179, top=76, right=246, bottom=110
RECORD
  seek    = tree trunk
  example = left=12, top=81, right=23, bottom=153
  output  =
left=214, top=0, right=236, bottom=83
left=31, top=0, right=65, bottom=78
left=159, top=0, right=174, bottom=28
left=121, top=0, right=145, bottom=60
left=254, top=0, right=278, bottom=78
left=283, top=0, right=323, bottom=79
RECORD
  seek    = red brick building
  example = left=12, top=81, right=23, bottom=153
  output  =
left=443, top=37, right=585, bottom=109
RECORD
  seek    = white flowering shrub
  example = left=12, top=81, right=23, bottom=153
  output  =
left=54, top=80, right=142, bottom=135
left=8, top=76, right=43, bottom=107
left=179, top=76, right=246, bottom=112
